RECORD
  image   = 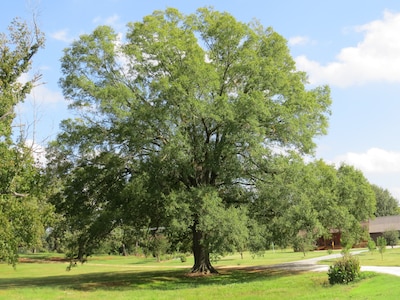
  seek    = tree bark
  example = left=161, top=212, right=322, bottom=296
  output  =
left=191, top=223, right=218, bottom=274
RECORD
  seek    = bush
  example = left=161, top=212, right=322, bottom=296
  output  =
left=328, top=254, right=360, bottom=285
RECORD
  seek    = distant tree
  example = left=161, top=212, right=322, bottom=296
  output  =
left=253, top=159, right=375, bottom=252
left=0, top=17, right=48, bottom=266
left=48, top=7, right=332, bottom=274
left=336, top=164, right=376, bottom=224
left=150, top=234, right=170, bottom=262
left=293, top=231, right=317, bottom=256
left=371, top=184, right=399, bottom=217
left=333, top=164, right=376, bottom=248
left=383, top=229, right=399, bottom=248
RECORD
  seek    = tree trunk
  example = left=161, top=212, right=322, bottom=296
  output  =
left=191, top=223, right=218, bottom=274
left=120, top=243, right=128, bottom=256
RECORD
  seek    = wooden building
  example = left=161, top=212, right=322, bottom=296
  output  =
left=363, top=215, right=400, bottom=242
left=316, top=215, right=400, bottom=249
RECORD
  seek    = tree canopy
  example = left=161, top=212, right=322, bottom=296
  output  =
left=0, top=17, right=48, bottom=265
left=48, top=7, right=332, bottom=273
left=252, top=158, right=375, bottom=252
left=371, top=184, right=399, bottom=217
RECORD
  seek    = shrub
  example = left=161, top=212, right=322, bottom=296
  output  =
left=328, top=254, right=360, bottom=285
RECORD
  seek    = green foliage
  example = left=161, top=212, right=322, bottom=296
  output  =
left=382, top=229, right=399, bottom=248
left=336, top=164, right=376, bottom=224
left=253, top=158, right=375, bottom=255
left=0, top=17, right=48, bottom=266
left=372, top=184, right=399, bottom=217
left=340, top=233, right=355, bottom=254
left=328, top=254, right=360, bottom=285
left=377, top=236, right=387, bottom=260
left=367, top=239, right=376, bottom=254
left=167, top=187, right=249, bottom=257
left=292, top=232, right=316, bottom=256
left=150, top=234, right=170, bottom=262
left=0, top=17, right=45, bottom=140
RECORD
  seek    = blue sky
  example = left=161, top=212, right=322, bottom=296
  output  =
left=3, top=0, right=400, bottom=200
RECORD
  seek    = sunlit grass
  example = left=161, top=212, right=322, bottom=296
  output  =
left=1, top=249, right=399, bottom=299
left=319, top=246, right=400, bottom=266
left=1, top=263, right=400, bottom=300
left=47, top=248, right=343, bottom=268
left=18, top=248, right=342, bottom=269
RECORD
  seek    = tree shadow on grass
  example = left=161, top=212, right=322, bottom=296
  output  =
left=0, top=265, right=305, bottom=292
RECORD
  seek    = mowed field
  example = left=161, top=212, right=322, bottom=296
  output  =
left=1, top=248, right=400, bottom=300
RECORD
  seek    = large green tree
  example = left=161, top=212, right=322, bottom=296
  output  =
left=252, top=159, right=375, bottom=252
left=49, top=7, right=331, bottom=273
left=371, top=184, right=399, bottom=217
left=0, top=17, right=48, bottom=265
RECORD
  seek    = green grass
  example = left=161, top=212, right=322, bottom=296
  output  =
left=319, top=247, right=400, bottom=266
left=1, top=250, right=400, bottom=299
left=357, top=247, right=400, bottom=266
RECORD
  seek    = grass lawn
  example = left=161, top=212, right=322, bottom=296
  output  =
left=1, top=249, right=400, bottom=299
left=319, top=246, right=400, bottom=266
left=355, top=246, right=400, bottom=266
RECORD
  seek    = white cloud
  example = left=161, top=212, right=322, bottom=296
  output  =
left=295, top=10, right=400, bottom=87
left=17, top=73, right=64, bottom=107
left=334, top=148, right=400, bottom=173
left=15, top=76, right=65, bottom=124
left=93, top=14, right=121, bottom=27
left=51, top=29, right=74, bottom=43
left=288, top=35, right=311, bottom=46
left=105, top=14, right=120, bottom=26
left=29, top=83, right=64, bottom=105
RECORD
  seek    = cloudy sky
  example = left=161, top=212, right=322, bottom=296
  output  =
left=3, top=0, right=400, bottom=199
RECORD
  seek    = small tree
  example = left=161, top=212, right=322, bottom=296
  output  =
left=377, top=236, right=387, bottom=260
left=150, top=234, right=170, bottom=262
left=340, top=233, right=354, bottom=255
left=293, top=232, right=316, bottom=257
left=383, top=229, right=399, bottom=248
left=367, top=239, right=376, bottom=255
